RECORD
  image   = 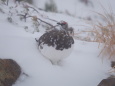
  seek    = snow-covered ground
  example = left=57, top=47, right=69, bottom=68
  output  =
left=0, top=0, right=114, bottom=86
left=33, top=0, right=115, bottom=19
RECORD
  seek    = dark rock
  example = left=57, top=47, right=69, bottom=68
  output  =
left=98, top=78, right=115, bottom=86
left=111, top=61, right=115, bottom=68
left=0, top=59, right=21, bottom=86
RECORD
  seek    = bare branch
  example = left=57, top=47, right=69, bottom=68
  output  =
left=46, top=17, right=58, bottom=23
left=37, top=18, right=53, bottom=27
left=28, top=6, right=58, bottom=23
left=28, top=6, right=39, bottom=14
left=17, top=13, right=28, bottom=22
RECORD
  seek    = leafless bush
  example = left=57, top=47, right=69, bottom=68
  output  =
left=7, top=17, right=12, bottom=23
left=79, top=0, right=93, bottom=6
left=15, top=0, right=33, bottom=4
left=1, top=0, right=9, bottom=5
left=44, top=0, right=58, bottom=12
left=0, top=8, right=5, bottom=13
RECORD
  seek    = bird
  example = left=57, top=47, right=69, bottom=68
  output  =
left=35, top=21, right=74, bottom=65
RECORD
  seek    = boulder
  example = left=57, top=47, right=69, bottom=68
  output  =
left=98, top=78, right=115, bottom=86
left=0, top=59, right=21, bottom=86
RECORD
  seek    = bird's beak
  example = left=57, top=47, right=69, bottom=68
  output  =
left=57, top=22, right=61, bottom=25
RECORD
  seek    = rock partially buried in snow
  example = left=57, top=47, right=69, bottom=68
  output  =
left=98, top=76, right=115, bottom=86
left=111, top=61, right=115, bottom=68
left=0, top=59, right=21, bottom=86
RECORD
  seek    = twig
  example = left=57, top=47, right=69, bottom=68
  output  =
left=6, top=0, right=9, bottom=6
left=17, top=13, right=28, bottom=22
left=45, top=17, right=58, bottom=23
left=28, top=6, right=39, bottom=14
left=19, top=14, right=55, bottom=27
left=28, top=6, right=58, bottom=23
left=37, top=18, right=53, bottom=27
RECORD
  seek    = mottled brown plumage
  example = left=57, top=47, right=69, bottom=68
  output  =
left=38, top=29, right=74, bottom=50
left=36, top=21, right=74, bottom=64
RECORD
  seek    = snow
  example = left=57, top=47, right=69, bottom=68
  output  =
left=33, top=0, right=115, bottom=20
left=0, top=0, right=114, bottom=86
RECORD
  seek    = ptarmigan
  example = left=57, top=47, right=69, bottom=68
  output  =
left=35, top=21, right=74, bottom=65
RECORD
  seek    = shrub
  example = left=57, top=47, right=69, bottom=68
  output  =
left=15, top=0, right=33, bottom=4
left=44, top=0, right=58, bottom=12
left=1, top=0, right=9, bottom=5
left=25, top=0, right=33, bottom=4
left=7, top=17, right=12, bottom=23
left=79, top=0, right=93, bottom=6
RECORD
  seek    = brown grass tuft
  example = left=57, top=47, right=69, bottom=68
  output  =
left=91, top=9, right=115, bottom=59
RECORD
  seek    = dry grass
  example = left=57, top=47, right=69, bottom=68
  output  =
left=91, top=8, right=115, bottom=59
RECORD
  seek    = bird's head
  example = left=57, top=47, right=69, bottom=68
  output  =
left=57, top=21, right=74, bottom=36
left=57, top=21, right=68, bottom=30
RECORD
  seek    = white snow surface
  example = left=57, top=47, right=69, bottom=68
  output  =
left=0, top=0, right=114, bottom=86
left=0, top=22, right=110, bottom=86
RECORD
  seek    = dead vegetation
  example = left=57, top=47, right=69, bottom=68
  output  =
left=90, top=7, right=115, bottom=59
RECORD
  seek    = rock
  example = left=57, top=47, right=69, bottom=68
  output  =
left=0, top=59, right=21, bottom=86
left=98, top=78, right=115, bottom=86
left=111, top=61, right=115, bottom=68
